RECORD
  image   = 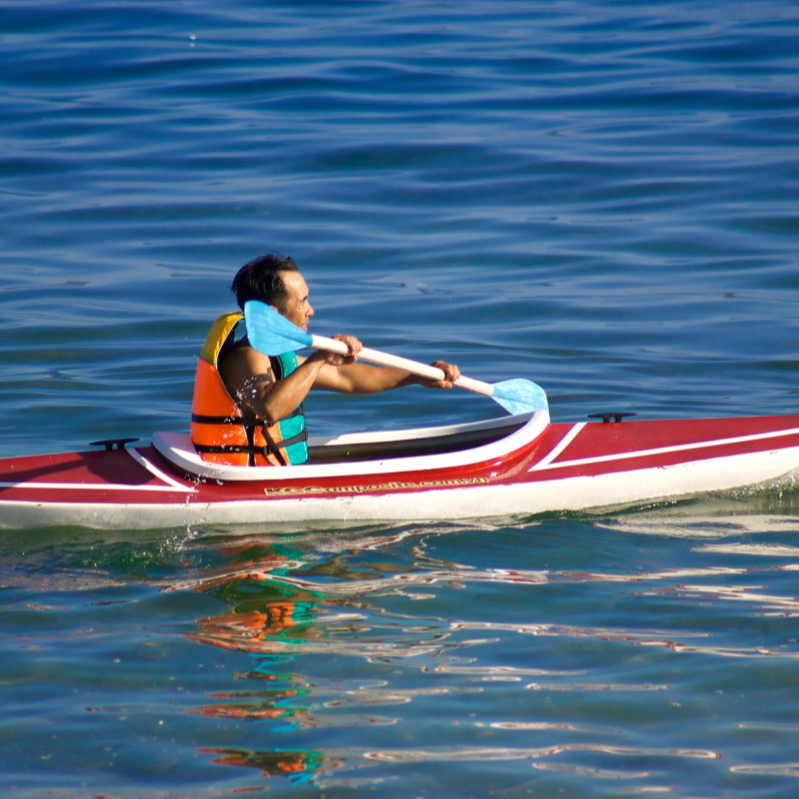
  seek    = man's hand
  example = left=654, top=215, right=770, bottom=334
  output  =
left=425, top=360, right=460, bottom=389
left=309, top=334, right=362, bottom=366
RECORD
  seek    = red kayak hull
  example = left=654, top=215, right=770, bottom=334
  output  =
left=1, top=412, right=798, bottom=529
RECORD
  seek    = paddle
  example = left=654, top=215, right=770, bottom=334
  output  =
left=244, top=301, right=548, bottom=415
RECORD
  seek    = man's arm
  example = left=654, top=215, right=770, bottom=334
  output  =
left=220, top=336, right=460, bottom=424
left=312, top=358, right=458, bottom=394
left=219, top=345, right=330, bottom=424
left=311, top=334, right=460, bottom=394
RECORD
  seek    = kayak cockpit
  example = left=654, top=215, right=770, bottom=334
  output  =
left=151, top=409, right=550, bottom=482
left=308, top=415, right=532, bottom=463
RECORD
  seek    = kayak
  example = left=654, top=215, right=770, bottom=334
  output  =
left=2, top=408, right=799, bottom=530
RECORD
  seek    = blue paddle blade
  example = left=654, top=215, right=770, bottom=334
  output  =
left=244, top=300, right=312, bottom=355
left=491, top=379, right=549, bottom=415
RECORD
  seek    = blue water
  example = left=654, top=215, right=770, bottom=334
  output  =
left=2, top=1, right=799, bottom=796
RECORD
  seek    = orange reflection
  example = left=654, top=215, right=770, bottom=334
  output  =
left=199, top=746, right=326, bottom=784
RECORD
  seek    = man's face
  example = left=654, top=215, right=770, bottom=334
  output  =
left=275, top=270, right=314, bottom=331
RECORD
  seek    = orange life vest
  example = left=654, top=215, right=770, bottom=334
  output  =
left=190, top=312, right=308, bottom=467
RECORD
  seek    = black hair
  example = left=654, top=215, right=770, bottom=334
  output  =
left=231, top=253, right=299, bottom=310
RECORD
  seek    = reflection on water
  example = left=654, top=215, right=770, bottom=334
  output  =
left=140, top=509, right=799, bottom=791
left=1, top=509, right=798, bottom=793
left=199, top=746, right=326, bottom=786
left=1, top=506, right=798, bottom=793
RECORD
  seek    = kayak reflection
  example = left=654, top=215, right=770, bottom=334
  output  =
left=199, top=745, right=327, bottom=786
left=182, top=526, right=471, bottom=787
left=187, top=538, right=328, bottom=784
left=188, top=539, right=324, bottom=652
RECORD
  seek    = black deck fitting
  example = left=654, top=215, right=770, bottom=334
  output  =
left=89, top=438, right=140, bottom=451
left=588, top=412, right=638, bottom=424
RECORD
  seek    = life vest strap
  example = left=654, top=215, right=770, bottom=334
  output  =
left=262, top=425, right=287, bottom=466
left=191, top=406, right=303, bottom=427
left=193, top=428, right=308, bottom=455
left=193, top=443, right=263, bottom=455
left=191, top=413, right=242, bottom=426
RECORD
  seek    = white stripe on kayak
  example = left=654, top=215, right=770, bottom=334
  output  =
left=528, top=423, right=586, bottom=471
left=129, top=447, right=195, bottom=491
left=0, top=481, right=192, bottom=493
left=0, top=448, right=196, bottom=494
left=529, top=425, right=799, bottom=473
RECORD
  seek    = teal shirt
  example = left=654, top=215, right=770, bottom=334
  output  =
left=271, top=351, right=309, bottom=465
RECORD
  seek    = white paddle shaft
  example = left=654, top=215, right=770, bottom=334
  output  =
left=310, top=334, right=494, bottom=398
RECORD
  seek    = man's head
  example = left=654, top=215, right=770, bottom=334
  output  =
left=232, top=253, right=314, bottom=331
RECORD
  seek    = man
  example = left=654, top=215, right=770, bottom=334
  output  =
left=190, top=254, right=460, bottom=467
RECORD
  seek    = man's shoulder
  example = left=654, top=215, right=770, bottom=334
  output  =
left=219, top=342, right=277, bottom=389
left=220, top=339, right=266, bottom=365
